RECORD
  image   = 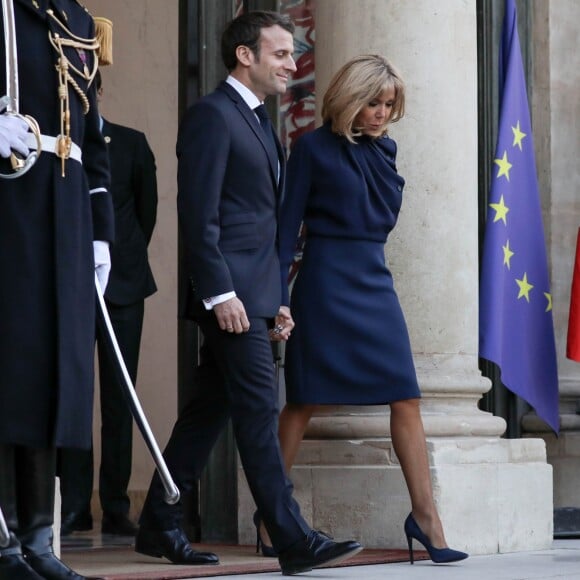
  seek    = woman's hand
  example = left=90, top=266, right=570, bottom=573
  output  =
left=269, top=306, right=295, bottom=341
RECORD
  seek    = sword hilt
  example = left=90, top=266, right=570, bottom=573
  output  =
left=0, top=94, right=15, bottom=113
left=0, top=110, right=42, bottom=179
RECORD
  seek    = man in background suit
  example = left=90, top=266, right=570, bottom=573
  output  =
left=59, top=71, right=158, bottom=537
left=135, top=10, right=361, bottom=574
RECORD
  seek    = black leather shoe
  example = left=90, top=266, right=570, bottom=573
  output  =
left=101, top=512, right=139, bottom=536
left=278, top=530, right=363, bottom=576
left=60, top=510, right=93, bottom=536
left=135, top=526, right=219, bottom=565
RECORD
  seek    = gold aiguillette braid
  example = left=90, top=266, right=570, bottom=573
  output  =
left=47, top=9, right=99, bottom=176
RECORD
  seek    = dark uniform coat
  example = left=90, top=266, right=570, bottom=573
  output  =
left=0, top=0, right=114, bottom=450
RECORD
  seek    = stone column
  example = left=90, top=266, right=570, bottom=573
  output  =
left=236, top=0, right=553, bottom=554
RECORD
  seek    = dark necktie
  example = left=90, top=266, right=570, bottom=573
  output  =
left=254, top=104, right=279, bottom=177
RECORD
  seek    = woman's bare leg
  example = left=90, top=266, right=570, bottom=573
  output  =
left=278, top=403, right=318, bottom=472
left=390, top=398, right=447, bottom=548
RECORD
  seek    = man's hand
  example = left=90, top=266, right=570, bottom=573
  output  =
left=214, top=297, right=250, bottom=334
left=269, top=306, right=295, bottom=342
left=94, top=240, right=111, bottom=292
left=0, top=114, right=30, bottom=159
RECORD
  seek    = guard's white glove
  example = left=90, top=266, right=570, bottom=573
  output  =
left=93, top=240, right=111, bottom=292
left=0, top=114, right=30, bottom=158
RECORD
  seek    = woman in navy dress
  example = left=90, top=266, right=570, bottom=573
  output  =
left=273, top=55, right=467, bottom=564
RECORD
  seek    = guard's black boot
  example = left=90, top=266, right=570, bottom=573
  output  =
left=0, top=532, right=44, bottom=580
left=0, top=445, right=41, bottom=579
left=21, top=526, right=102, bottom=580
left=15, top=446, right=102, bottom=580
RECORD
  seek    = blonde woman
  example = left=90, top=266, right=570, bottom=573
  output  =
left=269, top=55, right=468, bottom=565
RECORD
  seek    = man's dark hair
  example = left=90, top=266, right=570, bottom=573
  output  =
left=221, top=10, right=294, bottom=72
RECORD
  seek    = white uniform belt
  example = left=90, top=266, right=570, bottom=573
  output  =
left=25, top=133, right=83, bottom=164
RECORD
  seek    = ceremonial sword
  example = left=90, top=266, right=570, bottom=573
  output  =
left=0, top=0, right=30, bottom=551
left=0, top=505, right=8, bottom=547
left=1, top=0, right=42, bottom=178
left=95, top=274, right=180, bottom=505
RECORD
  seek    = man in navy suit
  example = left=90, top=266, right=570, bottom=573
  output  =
left=59, top=71, right=158, bottom=537
left=135, top=10, right=362, bottom=574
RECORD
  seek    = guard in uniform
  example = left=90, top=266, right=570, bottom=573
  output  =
left=0, top=1, right=114, bottom=579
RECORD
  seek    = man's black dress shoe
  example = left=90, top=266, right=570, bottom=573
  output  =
left=101, top=512, right=139, bottom=536
left=60, top=511, right=93, bottom=536
left=135, top=526, right=219, bottom=565
left=278, top=530, right=362, bottom=576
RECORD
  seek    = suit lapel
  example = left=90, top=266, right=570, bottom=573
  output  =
left=218, top=82, right=281, bottom=193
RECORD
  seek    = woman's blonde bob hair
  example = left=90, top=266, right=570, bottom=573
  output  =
left=322, top=54, right=405, bottom=142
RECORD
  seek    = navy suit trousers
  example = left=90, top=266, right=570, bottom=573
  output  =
left=139, top=316, right=309, bottom=551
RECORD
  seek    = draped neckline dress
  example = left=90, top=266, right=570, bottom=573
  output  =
left=279, top=123, right=420, bottom=404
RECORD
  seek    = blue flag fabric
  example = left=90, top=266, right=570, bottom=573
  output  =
left=479, top=0, right=559, bottom=433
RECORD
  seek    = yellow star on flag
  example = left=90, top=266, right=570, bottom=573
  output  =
left=503, top=240, right=514, bottom=269
left=494, top=150, right=513, bottom=181
left=512, top=121, right=526, bottom=151
left=489, top=195, right=509, bottom=225
left=544, top=292, right=553, bottom=312
left=516, top=273, right=533, bottom=302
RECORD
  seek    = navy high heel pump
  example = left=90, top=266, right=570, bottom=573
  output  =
left=252, top=512, right=277, bottom=558
left=404, top=513, right=468, bottom=564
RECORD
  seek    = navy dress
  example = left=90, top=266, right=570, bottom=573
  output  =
left=279, top=123, right=420, bottom=405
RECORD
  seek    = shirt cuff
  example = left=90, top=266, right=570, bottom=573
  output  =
left=202, top=291, right=236, bottom=310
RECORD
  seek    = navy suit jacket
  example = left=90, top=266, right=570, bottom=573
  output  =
left=102, top=119, right=157, bottom=305
left=177, top=81, right=284, bottom=319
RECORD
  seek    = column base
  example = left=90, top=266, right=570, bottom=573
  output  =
left=237, top=437, right=552, bottom=554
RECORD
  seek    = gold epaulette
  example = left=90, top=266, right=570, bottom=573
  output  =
left=93, top=17, right=113, bottom=66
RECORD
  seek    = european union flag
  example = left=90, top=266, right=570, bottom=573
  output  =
left=479, top=0, right=559, bottom=433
